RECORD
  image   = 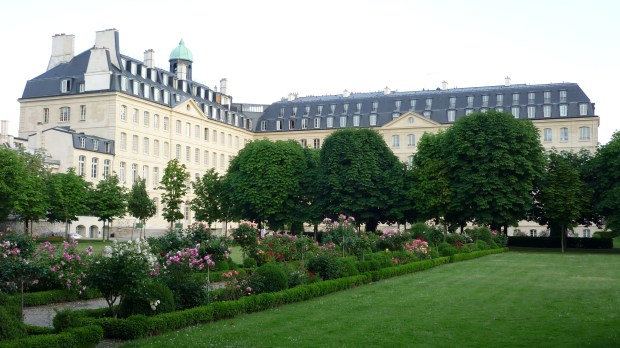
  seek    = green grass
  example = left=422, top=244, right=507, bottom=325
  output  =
left=614, top=236, right=620, bottom=248
left=123, top=252, right=620, bottom=347
left=229, top=245, right=244, bottom=265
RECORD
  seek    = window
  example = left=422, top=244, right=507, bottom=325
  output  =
left=235, top=136, right=239, bottom=148
left=372, top=101, right=378, bottom=113
left=213, top=152, right=217, bottom=167
left=544, top=128, right=552, bottom=142
left=132, top=80, right=139, bottom=95
left=61, top=79, right=71, bottom=93
left=353, top=115, right=360, bottom=127
left=560, top=90, right=567, bottom=103
left=339, top=116, right=347, bottom=127
left=143, top=112, right=149, bottom=126
left=153, top=167, right=159, bottom=187
left=204, top=151, right=210, bottom=167
left=289, top=119, right=296, bottom=130
left=482, top=95, right=489, bottom=107
left=153, top=114, right=159, bottom=129
left=544, top=91, right=551, bottom=103
left=78, top=155, right=85, bottom=176
left=313, top=138, right=321, bottom=149
left=467, top=96, right=474, bottom=108
left=185, top=123, right=191, bottom=137
left=425, top=98, right=432, bottom=110
left=212, top=130, right=218, bottom=142
left=496, top=94, right=504, bottom=106
left=103, top=159, right=110, bottom=179
left=105, top=142, right=111, bottom=153
left=512, top=93, right=520, bottom=105
left=279, top=107, right=284, bottom=117
left=143, top=84, right=150, bottom=99
left=314, top=118, right=321, bottom=128
left=43, top=108, right=49, bottom=123
left=448, top=110, right=456, bottom=122
left=91, top=158, right=98, bottom=179
left=175, top=144, right=181, bottom=159
left=301, top=118, right=308, bottom=129
left=132, top=135, right=138, bottom=152
left=559, top=104, right=568, bottom=117
left=527, top=106, right=536, bottom=118
left=392, top=112, right=400, bottom=119
left=408, top=117, right=414, bottom=124
left=391, top=135, right=400, bottom=147
left=185, top=146, right=191, bottom=162
left=163, top=117, right=169, bottom=131
left=394, top=100, right=401, bottom=111
left=119, top=162, right=126, bottom=182
left=579, top=103, right=588, bottom=116
left=276, top=119, right=283, bottom=130
left=410, top=99, right=416, bottom=111
left=204, top=128, right=209, bottom=141
left=131, top=163, right=138, bottom=183
left=407, top=134, right=415, bottom=147
left=260, top=121, right=267, bottom=131
left=80, top=105, right=86, bottom=121
left=356, top=102, right=362, bottom=113
left=300, top=139, right=307, bottom=148
left=326, top=117, right=333, bottom=128
left=220, top=154, right=225, bottom=168
left=163, top=91, right=169, bottom=104
left=153, top=139, right=159, bottom=157
left=93, top=140, right=99, bottom=151
left=407, top=155, right=414, bottom=169
left=343, top=104, right=349, bottom=114
left=329, top=104, right=336, bottom=115
left=227, top=134, right=232, bottom=147
left=528, top=92, right=536, bottom=104
left=79, top=137, right=86, bottom=148
left=195, top=148, right=200, bottom=163
left=220, top=132, right=225, bottom=145
left=164, top=142, right=169, bottom=158
left=317, top=105, right=323, bottom=115
left=511, top=106, right=520, bottom=118
left=465, top=109, right=473, bottom=115
left=449, top=97, right=456, bottom=109
left=530, top=229, right=537, bottom=237
left=291, top=107, right=297, bottom=117
left=543, top=105, right=552, bottom=118
left=121, top=76, right=128, bottom=91
left=132, top=109, right=139, bottom=123
left=195, top=125, right=200, bottom=139
left=120, top=132, right=127, bottom=150
left=154, top=89, right=160, bottom=102
left=423, top=111, right=431, bottom=118
left=579, top=126, right=591, bottom=140
left=143, top=137, right=149, bottom=154
left=176, top=120, right=182, bottom=134
left=583, top=229, right=591, bottom=238
left=60, top=107, right=70, bottom=122
left=560, top=127, right=569, bottom=141
left=369, top=114, right=377, bottom=126
left=304, top=106, right=310, bottom=116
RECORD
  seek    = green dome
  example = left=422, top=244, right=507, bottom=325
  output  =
left=169, top=39, right=193, bottom=62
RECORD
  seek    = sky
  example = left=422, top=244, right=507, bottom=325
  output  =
left=1, top=0, right=618, bottom=144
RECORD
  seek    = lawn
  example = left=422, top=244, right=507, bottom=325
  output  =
left=123, top=252, right=620, bottom=347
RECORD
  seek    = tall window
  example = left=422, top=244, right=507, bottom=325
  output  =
left=132, top=135, right=138, bottom=152
left=143, top=137, right=149, bottom=154
left=343, top=104, right=349, bottom=114
left=304, top=106, right=310, bottom=116
left=314, top=118, right=321, bottom=128
left=579, top=126, right=591, bottom=140
left=449, top=97, right=456, bottom=109
left=195, top=125, right=200, bottom=139
left=175, top=144, right=181, bottom=159
left=356, top=102, right=363, bottom=113
left=78, top=155, right=85, bottom=176
left=448, top=110, right=456, bottom=122
left=372, top=101, right=379, bottom=113
left=291, top=107, right=297, bottom=117
left=579, top=103, right=588, bottom=116
left=79, top=137, right=86, bottom=148
left=559, top=104, right=568, bottom=117
left=213, top=130, right=218, bottom=142
left=482, top=95, right=489, bottom=107
left=142, top=165, right=149, bottom=184
left=528, top=92, right=536, bottom=104
left=93, top=140, right=99, bottom=151
left=131, top=163, right=138, bottom=183
left=560, top=90, right=567, bottom=103
left=330, top=104, right=336, bottom=115
left=527, top=106, right=536, bottom=118
left=61, top=79, right=71, bottom=93
left=511, top=106, right=520, bottom=118
left=143, top=112, right=149, bottom=126
left=560, top=127, right=569, bottom=141
left=326, top=117, right=333, bottom=128
left=121, top=76, right=127, bottom=91
left=394, top=100, right=401, bottom=111
left=317, top=105, right=323, bottom=115
left=353, top=115, right=360, bottom=127
left=185, top=122, right=191, bottom=137
left=512, top=93, right=520, bottom=105
left=425, top=98, right=432, bottom=110
left=467, top=96, right=474, bottom=108
left=496, top=94, right=504, bottom=106
left=260, top=121, right=267, bottom=131
left=195, top=148, right=200, bottom=163
left=300, top=139, right=307, bottom=148
left=176, top=120, right=182, bottom=134
left=185, top=146, right=191, bottom=162
left=279, top=107, right=284, bottom=117
left=43, top=108, right=50, bottom=123
left=339, top=116, right=347, bottom=127
left=544, top=91, right=551, bottom=103
left=410, top=99, right=416, bottom=110
left=153, top=140, right=159, bottom=157
left=302, top=118, right=308, bottom=129
left=120, top=132, right=127, bottom=150
left=154, top=114, right=160, bottom=129
left=407, top=134, right=415, bottom=147
left=153, top=167, right=159, bottom=187
left=276, top=120, right=282, bottom=130
left=543, top=105, right=552, bottom=118
left=163, top=117, right=169, bottom=131
left=313, top=138, right=320, bottom=149
left=132, top=108, right=139, bottom=123
left=369, top=114, right=377, bottom=126
left=544, top=128, right=552, bottom=142
left=60, top=107, right=70, bottom=122
left=164, top=142, right=169, bottom=158
left=119, top=162, right=126, bottom=182
left=103, top=159, right=110, bottom=179
left=91, top=158, right=98, bottom=179
left=392, top=135, right=400, bottom=147
left=220, top=132, right=225, bottom=145
left=80, top=105, right=86, bottom=121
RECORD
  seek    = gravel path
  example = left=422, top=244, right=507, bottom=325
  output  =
left=23, top=297, right=110, bottom=328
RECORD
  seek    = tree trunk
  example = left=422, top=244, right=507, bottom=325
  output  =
left=313, top=224, right=318, bottom=241
left=561, top=224, right=565, bottom=253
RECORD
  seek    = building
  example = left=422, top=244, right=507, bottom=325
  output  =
left=17, top=29, right=600, bottom=237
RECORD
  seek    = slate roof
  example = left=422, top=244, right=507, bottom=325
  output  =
left=40, top=126, right=115, bottom=155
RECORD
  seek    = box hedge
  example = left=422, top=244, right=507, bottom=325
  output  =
left=0, top=325, right=102, bottom=348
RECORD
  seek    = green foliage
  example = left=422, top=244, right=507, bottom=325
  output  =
left=12, top=149, right=49, bottom=234
left=0, top=325, right=103, bottom=348
left=438, top=242, right=458, bottom=256
left=250, top=263, right=289, bottom=293
left=163, top=274, right=208, bottom=310
left=317, top=128, right=404, bottom=231
left=90, top=174, right=127, bottom=239
left=191, top=169, right=223, bottom=228
left=45, top=168, right=92, bottom=235
left=589, top=132, right=620, bottom=231
left=224, top=139, right=308, bottom=230
left=232, top=223, right=258, bottom=256
left=410, top=222, right=431, bottom=239
left=305, top=251, right=342, bottom=280
left=147, top=230, right=188, bottom=255
left=476, top=240, right=490, bottom=250
left=53, top=308, right=84, bottom=332
left=0, top=305, right=27, bottom=340
left=465, top=226, right=493, bottom=243
left=159, top=159, right=190, bottom=229
left=126, top=178, right=156, bottom=238
left=118, top=281, right=175, bottom=317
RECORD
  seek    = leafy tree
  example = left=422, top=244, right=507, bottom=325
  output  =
left=442, top=110, right=545, bottom=233
left=159, top=159, right=190, bottom=230
left=191, top=168, right=223, bottom=229
left=224, top=139, right=307, bottom=231
left=589, top=131, right=620, bottom=232
left=317, top=128, right=404, bottom=231
left=91, top=174, right=127, bottom=240
left=46, top=168, right=92, bottom=238
left=0, top=148, right=27, bottom=221
left=533, top=151, right=592, bottom=252
left=127, top=177, right=156, bottom=239
left=299, top=148, right=322, bottom=237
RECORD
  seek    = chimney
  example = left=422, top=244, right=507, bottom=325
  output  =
left=0, top=120, right=8, bottom=143
left=343, top=89, right=351, bottom=98
left=47, top=34, right=75, bottom=71
left=504, top=76, right=511, bottom=87
left=383, top=86, right=391, bottom=95
left=95, top=29, right=121, bottom=69
left=220, top=78, right=228, bottom=95
left=441, top=81, right=448, bottom=90
left=144, top=49, right=155, bottom=68
left=288, top=93, right=297, bottom=101
left=36, top=122, right=43, bottom=149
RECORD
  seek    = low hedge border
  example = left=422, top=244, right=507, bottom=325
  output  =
left=449, top=248, right=509, bottom=263
left=5, top=288, right=101, bottom=307
left=0, top=325, right=102, bottom=348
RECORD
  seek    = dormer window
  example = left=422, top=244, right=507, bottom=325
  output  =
left=120, top=76, right=128, bottom=91
left=79, top=83, right=85, bottom=93
left=356, top=102, right=362, bottom=113
left=372, top=101, right=378, bottom=113
left=292, top=107, right=297, bottom=117
left=79, top=137, right=86, bottom=148
left=317, top=105, right=323, bottom=115
left=343, top=104, right=349, bottom=114
left=304, top=106, right=310, bottom=116
left=130, top=62, right=137, bottom=75
left=394, top=100, right=401, bottom=111
left=61, top=79, right=72, bottom=93
left=132, top=80, right=139, bottom=96
left=93, top=140, right=99, bottom=151
left=279, top=107, right=284, bottom=117
left=329, top=104, right=336, bottom=115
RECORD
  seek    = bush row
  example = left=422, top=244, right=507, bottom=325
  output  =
left=0, top=325, right=102, bottom=348
left=369, top=257, right=450, bottom=281
left=449, top=248, right=509, bottom=263
left=4, top=288, right=101, bottom=307
left=507, top=237, right=612, bottom=249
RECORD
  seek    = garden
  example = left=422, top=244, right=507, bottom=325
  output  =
left=0, top=218, right=508, bottom=347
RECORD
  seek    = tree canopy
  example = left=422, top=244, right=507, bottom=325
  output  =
left=90, top=174, right=127, bottom=240
left=159, top=159, right=190, bottom=230
left=46, top=168, right=92, bottom=237
left=127, top=177, right=156, bottom=238
left=191, top=168, right=223, bottom=229
left=589, top=131, right=620, bottom=231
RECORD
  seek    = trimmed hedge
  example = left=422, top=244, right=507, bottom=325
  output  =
left=0, top=325, right=102, bottom=348
left=508, top=236, right=612, bottom=249
left=369, top=257, right=450, bottom=281
left=450, top=248, right=508, bottom=263
left=5, top=288, right=101, bottom=307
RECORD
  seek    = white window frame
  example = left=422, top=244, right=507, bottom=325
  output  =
left=391, top=135, right=400, bottom=148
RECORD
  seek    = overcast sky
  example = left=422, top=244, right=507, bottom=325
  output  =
left=2, top=0, right=618, bottom=144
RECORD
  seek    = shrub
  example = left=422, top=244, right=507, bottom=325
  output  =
left=466, top=227, right=493, bottom=243
left=147, top=230, right=189, bottom=255
left=445, top=233, right=466, bottom=245
left=305, top=252, right=342, bottom=280
left=476, top=240, right=490, bottom=250
left=424, top=226, right=445, bottom=247
left=164, top=275, right=208, bottom=310
left=338, top=257, right=360, bottom=278
left=250, top=263, right=289, bottom=293
left=0, top=305, right=27, bottom=340
left=488, top=240, right=499, bottom=249
left=53, top=308, right=84, bottom=332
left=410, top=222, right=431, bottom=239
left=438, top=242, right=457, bottom=257
left=243, top=257, right=257, bottom=269
left=118, top=281, right=175, bottom=318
